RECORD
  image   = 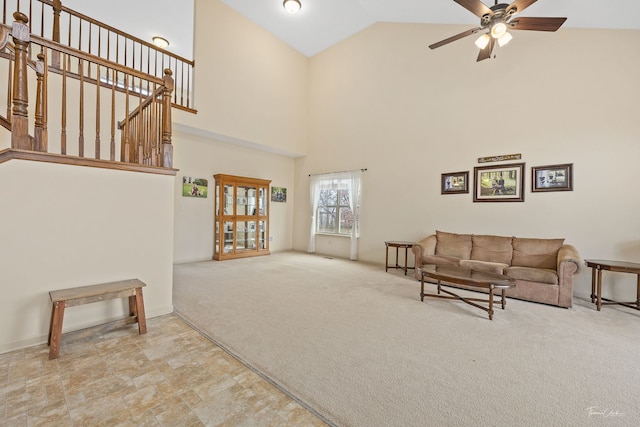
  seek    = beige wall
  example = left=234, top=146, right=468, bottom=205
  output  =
left=293, top=23, right=640, bottom=300
left=172, top=128, right=295, bottom=263
left=173, top=0, right=309, bottom=157
left=0, top=160, right=174, bottom=353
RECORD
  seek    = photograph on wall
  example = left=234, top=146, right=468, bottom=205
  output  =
left=271, top=187, right=287, bottom=202
left=531, top=163, right=573, bottom=192
left=182, top=176, right=208, bottom=198
left=441, top=171, right=469, bottom=194
left=473, top=163, right=525, bottom=202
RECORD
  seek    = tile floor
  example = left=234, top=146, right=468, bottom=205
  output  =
left=0, top=314, right=328, bottom=426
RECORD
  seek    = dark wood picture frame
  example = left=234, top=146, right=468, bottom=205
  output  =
left=473, top=163, right=525, bottom=202
left=531, top=163, right=573, bottom=192
left=441, top=171, right=469, bottom=194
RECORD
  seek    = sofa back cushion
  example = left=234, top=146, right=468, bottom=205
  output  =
left=511, top=237, right=565, bottom=270
left=435, top=231, right=472, bottom=259
left=470, top=234, right=513, bottom=265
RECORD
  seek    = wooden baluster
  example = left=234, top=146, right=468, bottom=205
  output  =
left=137, top=77, right=143, bottom=164
left=6, top=49, right=12, bottom=121
left=78, top=58, right=84, bottom=157
left=110, top=68, right=115, bottom=160
left=52, top=0, right=61, bottom=43
left=161, top=68, right=173, bottom=168
left=11, top=12, right=30, bottom=150
left=34, top=52, right=47, bottom=152
left=95, top=63, right=100, bottom=159
left=61, top=53, right=67, bottom=154
left=123, top=73, right=130, bottom=162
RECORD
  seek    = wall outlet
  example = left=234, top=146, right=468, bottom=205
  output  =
left=269, top=236, right=273, bottom=241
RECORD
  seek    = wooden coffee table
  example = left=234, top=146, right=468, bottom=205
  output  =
left=584, top=259, right=640, bottom=311
left=418, top=265, right=515, bottom=320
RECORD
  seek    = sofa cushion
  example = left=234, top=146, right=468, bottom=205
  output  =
left=504, top=266, right=559, bottom=285
left=470, top=234, right=513, bottom=265
left=435, top=231, right=472, bottom=259
left=422, top=255, right=460, bottom=266
left=511, top=237, right=565, bottom=270
left=460, top=259, right=508, bottom=274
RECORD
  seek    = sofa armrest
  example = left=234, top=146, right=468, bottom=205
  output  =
left=557, top=244, right=581, bottom=308
left=557, top=244, right=581, bottom=274
left=412, top=235, right=436, bottom=280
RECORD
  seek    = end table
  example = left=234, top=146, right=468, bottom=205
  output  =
left=385, top=241, right=415, bottom=275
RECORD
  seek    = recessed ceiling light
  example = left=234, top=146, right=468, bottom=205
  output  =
left=152, top=36, right=169, bottom=49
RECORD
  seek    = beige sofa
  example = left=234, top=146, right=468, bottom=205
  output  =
left=412, top=231, right=581, bottom=308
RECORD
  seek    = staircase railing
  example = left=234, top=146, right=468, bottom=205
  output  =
left=2, top=0, right=194, bottom=113
left=1, top=10, right=176, bottom=169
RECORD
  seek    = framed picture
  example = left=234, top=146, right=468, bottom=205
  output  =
left=531, top=163, right=573, bottom=192
left=473, top=163, right=525, bottom=202
left=182, top=176, right=208, bottom=198
left=441, top=171, right=469, bottom=194
left=271, top=187, right=287, bottom=202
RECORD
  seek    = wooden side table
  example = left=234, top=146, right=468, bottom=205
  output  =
left=385, top=241, right=415, bottom=275
left=584, top=259, right=640, bottom=311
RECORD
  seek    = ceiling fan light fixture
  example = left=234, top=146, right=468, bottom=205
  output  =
left=490, top=22, right=507, bottom=39
left=283, top=0, right=301, bottom=14
left=474, top=34, right=491, bottom=49
left=498, top=32, right=513, bottom=47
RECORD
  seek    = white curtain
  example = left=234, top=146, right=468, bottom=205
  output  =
left=307, top=174, right=322, bottom=253
left=307, top=170, right=362, bottom=260
left=345, top=170, right=361, bottom=260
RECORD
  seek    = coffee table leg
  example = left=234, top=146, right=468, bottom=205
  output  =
left=501, top=289, right=507, bottom=309
left=420, top=273, right=425, bottom=301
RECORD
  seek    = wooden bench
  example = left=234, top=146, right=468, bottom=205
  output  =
left=48, top=279, right=147, bottom=360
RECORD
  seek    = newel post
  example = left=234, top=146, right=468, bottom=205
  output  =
left=34, top=53, right=48, bottom=152
left=161, top=68, right=174, bottom=168
left=11, top=12, right=31, bottom=150
left=51, top=0, right=62, bottom=67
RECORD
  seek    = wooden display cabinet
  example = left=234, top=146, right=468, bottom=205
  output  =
left=213, top=174, right=271, bottom=260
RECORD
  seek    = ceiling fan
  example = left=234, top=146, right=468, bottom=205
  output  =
left=429, top=0, right=567, bottom=61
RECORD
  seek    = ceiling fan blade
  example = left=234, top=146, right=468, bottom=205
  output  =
left=429, top=27, right=481, bottom=50
left=454, top=0, right=493, bottom=18
left=476, top=37, right=495, bottom=62
left=506, top=0, right=538, bottom=15
left=510, top=17, right=567, bottom=31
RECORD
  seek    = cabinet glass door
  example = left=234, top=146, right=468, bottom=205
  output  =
left=236, top=185, right=256, bottom=216
left=223, top=221, right=234, bottom=253
left=258, top=221, right=267, bottom=249
left=223, top=185, right=234, bottom=215
left=258, top=187, right=268, bottom=216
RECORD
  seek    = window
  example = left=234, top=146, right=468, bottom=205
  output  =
left=308, top=170, right=362, bottom=260
left=316, top=179, right=359, bottom=235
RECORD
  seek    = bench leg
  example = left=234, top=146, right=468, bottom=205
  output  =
left=134, top=287, right=147, bottom=334
left=48, top=301, right=65, bottom=360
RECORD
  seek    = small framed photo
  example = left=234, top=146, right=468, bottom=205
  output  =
left=271, top=187, right=287, bottom=202
left=473, top=163, right=525, bottom=202
left=532, top=163, right=573, bottom=192
left=441, top=171, right=469, bottom=194
left=182, top=176, right=208, bottom=198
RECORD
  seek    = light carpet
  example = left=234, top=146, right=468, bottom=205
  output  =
left=173, top=251, right=640, bottom=427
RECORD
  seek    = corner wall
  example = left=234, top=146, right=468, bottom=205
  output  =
left=0, top=160, right=175, bottom=353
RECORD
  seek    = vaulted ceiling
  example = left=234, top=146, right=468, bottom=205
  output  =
left=63, top=0, right=640, bottom=59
